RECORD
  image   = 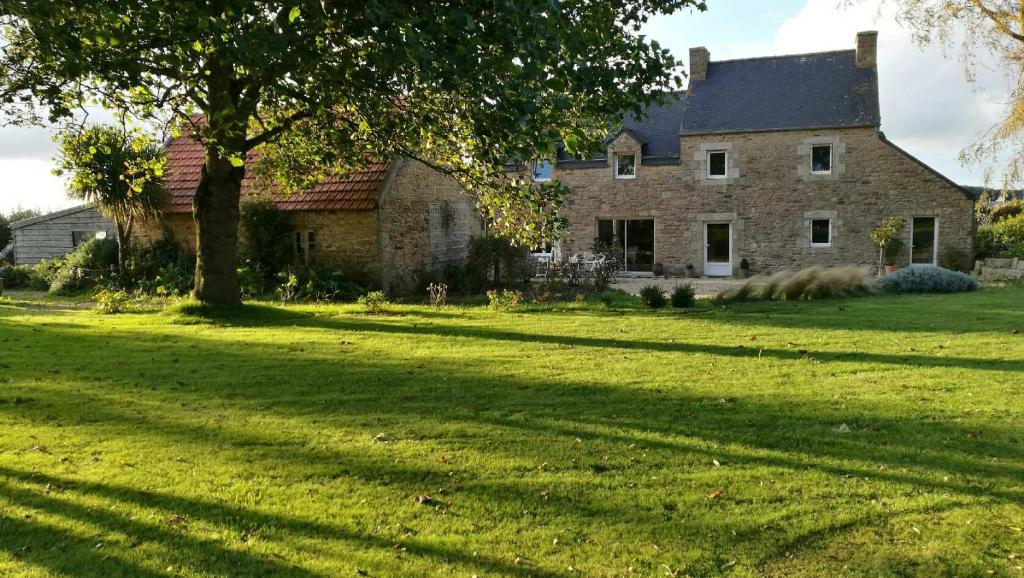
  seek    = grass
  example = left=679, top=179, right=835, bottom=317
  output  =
left=0, top=288, right=1023, bottom=577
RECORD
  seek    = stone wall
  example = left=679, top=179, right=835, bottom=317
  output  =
left=555, top=126, right=974, bottom=276
left=143, top=209, right=380, bottom=286
left=377, top=157, right=481, bottom=294
left=976, top=258, right=1024, bottom=282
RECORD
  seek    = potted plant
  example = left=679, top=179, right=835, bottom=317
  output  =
left=871, top=217, right=906, bottom=274
left=685, top=264, right=696, bottom=278
left=738, top=258, right=751, bottom=278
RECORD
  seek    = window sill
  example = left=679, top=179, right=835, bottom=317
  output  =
left=810, top=243, right=833, bottom=249
left=614, top=175, right=636, bottom=180
left=810, top=171, right=833, bottom=176
left=706, top=175, right=727, bottom=180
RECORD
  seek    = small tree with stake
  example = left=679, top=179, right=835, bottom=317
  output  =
left=870, top=217, right=906, bottom=274
left=55, top=124, right=168, bottom=277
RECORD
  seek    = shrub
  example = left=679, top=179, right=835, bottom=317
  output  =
left=48, top=238, right=119, bottom=294
left=465, top=236, right=532, bottom=293
left=93, top=289, right=136, bottom=314
left=993, top=213, right=1024, bottom=257
left=427, top=282, right=448, bottom=309
left=638, top=284, right=666, bottom=308
left=274, top=265, right=364, bottom=303
left=486, top=288, right=522, bottom=311
left=939, top=246, right=973, bottom=273
left=240, top=196, right=293, bottom=282
left=670, top=283, right=696, bottom=308
left=358, top=290, right=390, bottom=314
left=975, top=225, right=1001, bottom=259
left=990, top=200, right=1024, bottom=223
left=118, top=236, right=195, bottom=295
left=716, top=266, right=877, bottom=303
left=0, top=265, right=36, bottom=289
left=878, top=265, right=978, bottom=294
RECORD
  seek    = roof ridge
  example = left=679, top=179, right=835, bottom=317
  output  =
left=711, top=48, right=855, bottom=66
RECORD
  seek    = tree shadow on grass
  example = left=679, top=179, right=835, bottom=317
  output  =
left=1, top=305, right=1023, bottom=575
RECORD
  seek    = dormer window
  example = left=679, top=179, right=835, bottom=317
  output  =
left=811, top=145, right=832, bottom=174
left=615, top=154, right=636, bottom=179
left=531, top=159, right=553, bottom=182
left=707, top=150, right=727, bottom=179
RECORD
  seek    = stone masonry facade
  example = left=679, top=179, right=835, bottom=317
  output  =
left=555, top=126, right=974, bottom=276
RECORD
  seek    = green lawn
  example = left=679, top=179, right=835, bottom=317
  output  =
left=0, top=289, right=1022, bottom=577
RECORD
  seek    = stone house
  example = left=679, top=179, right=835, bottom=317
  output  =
left=535, top=31, right=974, bottom=276
left=158, top=31, right=972, bottom=287
left=8, top=205, right=116, bottom=265
left=154, top=133, right=481, bottom=293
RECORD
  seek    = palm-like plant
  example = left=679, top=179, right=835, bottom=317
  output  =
left=56, top=124, right=168, bottom=275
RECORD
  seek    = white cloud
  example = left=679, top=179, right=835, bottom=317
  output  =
left=0, top=159, right=74, bottom=215
left=766, top=0, right=1010, bottom=185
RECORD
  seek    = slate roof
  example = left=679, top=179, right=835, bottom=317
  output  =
left=681, top=50, right=880, bottom=135
left=557, top=93, right=687, bottom=166
left=164, top=133, right=388, bottom=214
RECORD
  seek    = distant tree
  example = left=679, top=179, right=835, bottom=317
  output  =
left=862, top=0, right=1024, bottom=191
left=0, top=1, right=706, bottom=304
left=6, top=208, right=41, bottom=223
left=0, top=213, right=10, bottom=250
left=54, top=124, right=168, bottom=274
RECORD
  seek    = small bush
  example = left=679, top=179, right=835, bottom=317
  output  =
left=638, top=285, right=667, bottom=308
left=427, top=282, right=447, bottom=309
left=670, top=283, right=696, bottom=308
left=717, top=266, right=877, bottom=303
left=990, top=200, right=1024, bottom=223
left=975, top=226, right=1001, bottom=259
left=0, top=265, right=36, bottom=289
left=878, top=265, right=978, bottom=294
left=274, top=265, right=364, bottom=303
left=939, top=246, right=973, bottom=273
left=93, top=289, right=136, bottom=314
left=47, top=238, right=119, bottom=294
left=358, top=290, right=390, bottom=314
left=486, top=288, right=522, bottom=311
left=240, top=196, right=293, bottom=282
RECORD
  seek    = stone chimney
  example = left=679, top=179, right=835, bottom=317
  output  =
left=689, top=46, right=710, bottom=82
left=856, top=31, right=878, bottom=69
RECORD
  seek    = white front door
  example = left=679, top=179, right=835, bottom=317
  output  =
left=704, top=222, right=732, bottom=277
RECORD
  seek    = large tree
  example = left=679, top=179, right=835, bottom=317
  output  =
left=867, top=0, right=1024, bottom=193
left=55, top=124, right=168, bottom=274
left=0, top=1, right=704, bottom=304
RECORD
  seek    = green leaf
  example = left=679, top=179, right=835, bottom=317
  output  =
left=229, top=156, right=245, bottom=168
left=191, top=40, right=203, bottom=52
left=288, top=7, right=301, bottom=23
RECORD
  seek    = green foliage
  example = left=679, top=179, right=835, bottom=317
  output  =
left=0, top=265, right=32, bottom=289
left=870, top=217, right=906, bottom=267
left=486, top=289, right=522, bottom=311
left=93, top=289, right=138, bottom=314
left=465, top=236, right=532, bottom=293
left=939, top=246, right=973, bottom=273
left=275, top=265, right=365, bottom=303
left=115, top=237, right=195, bottom=296
left=670, top=283, right=696, bottom=308
left=638, top=285, right=667, bottom=309
left=716, top=266, right=878, bottom=303
left=54, top=124, right=168, bottom=271
left=0, top=213, right=10, bottom=250
left=878, top=266, right=978, bottom=294
left=240, top=197, right=292, bottom=282
left=979, top=213, right=1024, bottom=259
left=47, top=238, right=119, bottom=294
left=357, top=290, right=390, bottom=314
left=990, top=200, right=1024, bottom=223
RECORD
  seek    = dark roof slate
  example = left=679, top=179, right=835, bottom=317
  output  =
left=681, top=50, right=880, bottom=135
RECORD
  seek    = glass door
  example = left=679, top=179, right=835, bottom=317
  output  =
left=911, top=217, right=937, bottom=265
left=704, top=222, right=732, bottom=277
left=596, top=219, right=655, bottom=273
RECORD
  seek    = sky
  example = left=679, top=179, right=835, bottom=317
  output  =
left=0, top=0, right=1011, bottom=215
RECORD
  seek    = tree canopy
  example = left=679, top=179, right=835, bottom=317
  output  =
left=870, top=0, right=1024, bottom=192
left=55, top=124, right=168, bottom=272
left=1, top=0, right=705, bottom=303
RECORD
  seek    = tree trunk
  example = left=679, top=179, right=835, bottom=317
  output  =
left=193, top=152, right=244, bottom=305
left=115, top=220, right=128, bottom=277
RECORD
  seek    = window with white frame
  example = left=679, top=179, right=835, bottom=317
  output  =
left=810, top=218, right=832, bottom=247
left=707, top=150, right=727, bottom=179
left=531, top=159, right=553, bottom=182
left=294, top=230, right=316, bottom=265
left=615, top=153, right=636, bottom=179
left=811, top=145, right=832, bottom=174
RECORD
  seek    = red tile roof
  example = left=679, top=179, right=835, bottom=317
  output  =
left=164, top=134, right=388, bottom=214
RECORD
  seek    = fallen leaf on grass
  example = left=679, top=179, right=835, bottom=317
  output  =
left=706, top=490, right=723, bottom=500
